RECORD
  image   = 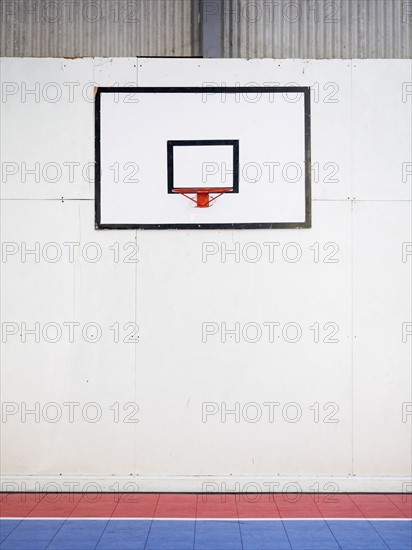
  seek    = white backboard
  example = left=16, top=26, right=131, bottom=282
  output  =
left=96, top=87, right=311, bottom=229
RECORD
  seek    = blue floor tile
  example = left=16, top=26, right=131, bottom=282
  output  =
left=47, top=519, right=108, bottom=550
left=327, top=520, right=388, bottom=549
left=0, top=520, right=64, bottom=550
left=1, top=517, right=409, bottom=550
left=370, top=520, right=412, bottom=550
left=96, top=519, right=151, bottom=550
left=240, top=520, right=292, bottom=549
left=0, top=521, right=21, bottom=544
left=195, top=520, right=242, bottom=549
left=283, top=520, right=340, bottom=550
left=146, top=520, right=195, bottom=549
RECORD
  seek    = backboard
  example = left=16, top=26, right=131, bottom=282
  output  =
left=95, top=87, right=311, bottom=229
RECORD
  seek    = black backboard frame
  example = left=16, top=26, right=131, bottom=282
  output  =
left=95, top=87, right=311, bottom=230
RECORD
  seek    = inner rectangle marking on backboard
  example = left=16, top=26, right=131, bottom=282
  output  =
left=167, top=140, right=239, bottom=193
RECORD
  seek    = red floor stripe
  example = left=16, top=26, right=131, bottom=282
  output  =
left=273, top=494, right=322, bottom=518
left=155, top=493, right=197, bottom=518
left=111, top=493, right=159, bottom=518
left=315, top=493, right=364, bottom=518
left=196, top=494, right=238, bottom=518
left=386, top=493, right=412, bottom=517
left=29, top=493, right=83, bottom=518
left=237, top=494, right=280, bottom=518
left=0, top=493, right=45, bottom=517
left=70, top=493, right=119, bottom=518
left=0, top=493, right=409, bottom=518
left=349, top=494, right=408, bottom=518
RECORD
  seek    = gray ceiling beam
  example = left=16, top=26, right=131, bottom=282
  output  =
left=201, top=0, right=223, bottom=58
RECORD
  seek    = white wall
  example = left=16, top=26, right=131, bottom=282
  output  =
left=1, top=58, right=411, bottom=493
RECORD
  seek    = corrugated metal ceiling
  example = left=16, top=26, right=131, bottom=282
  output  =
left=0, top=0, right=199, bottom=57
left=223, top=0, right=411, bottom=58
left=0, top=0, right=410, bottom=58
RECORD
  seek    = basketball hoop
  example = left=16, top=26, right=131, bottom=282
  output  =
left=172, top=187, right=233, bottom=208
left=167, top=140, right=240, bottom=209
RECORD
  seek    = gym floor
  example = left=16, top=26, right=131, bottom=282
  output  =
left=0, top=493, right=411, bottom=549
